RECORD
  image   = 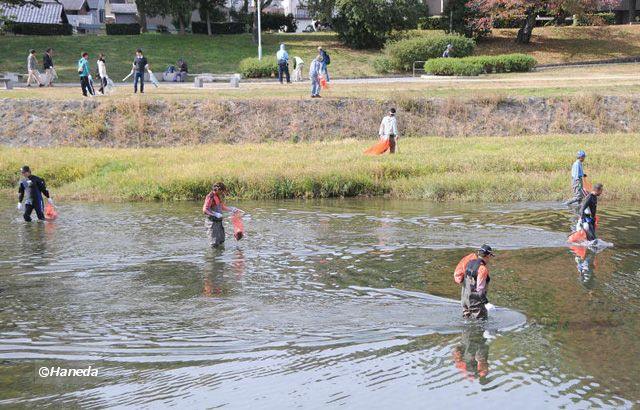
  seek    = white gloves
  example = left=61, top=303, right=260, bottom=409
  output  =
left=212, top=212, right=223, bottom=219
left=47, top=198, right=54, bottom=205
left=485, top=303, right=496, bottom=311
left=17, top=202, right=22, bottom=211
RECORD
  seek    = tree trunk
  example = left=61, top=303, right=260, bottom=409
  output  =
left=206, top=9, right=212, bottom=36
left=140, top=11, right=148, bottom=33
left=179, top=15, right=185, bottom=35
left=631, top=0, right=637, bottom=24
left=516, top=9, right=537, bottom=44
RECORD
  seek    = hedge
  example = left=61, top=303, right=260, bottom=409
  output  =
left=424, top=54, right=537, bottom=76
left=574, top=12, right=616, bottom=26
left=384, top=35, right=475, bottom=71
left=106, top=23, right=141, bottom=35
left=259, top=12, right=297, bottom=32
left=6, top=22, right=72, bottom=35
left=239, top=57, right=278, bottom=78
left=417, top=16, right=448, bottom=30
left=192, top=21, right=246, bottom=34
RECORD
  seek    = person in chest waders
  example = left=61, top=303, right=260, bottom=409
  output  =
left=17, top=165, right=54, bottom=222
left=454, top=245, right=495, bottom=320
left=202, top=182, right=243, bottom=247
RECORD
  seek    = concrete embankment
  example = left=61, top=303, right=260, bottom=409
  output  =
left=1, top=95, right=639, bottom=147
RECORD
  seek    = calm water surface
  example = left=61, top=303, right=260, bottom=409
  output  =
left=0, top=199, right=638, bottom=408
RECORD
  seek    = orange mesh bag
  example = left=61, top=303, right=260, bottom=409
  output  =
left=582, top=177, right=593, bottom=197
left=231, top=212, right=244, bottom=241
left=44, top=203, right=58, bottom=221
left=364, top=139, right=390, bottom=155
left=319, top=75, right=328, bottom=90
left=568, top=229, right=587, bottom=244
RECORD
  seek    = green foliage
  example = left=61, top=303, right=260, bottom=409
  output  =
left=418, top=16, right=447, bottom=30
left=442, top=0, right=491, bottom=39
left=106, top=23, right=141, bottom=35
left=239, top=57, right=278, bottom=78
left=372, top=56, right=393, bottom=74
left=333, top=0, right=424, bottom=49
left=258, top=12, right=298, bottom=32
left=6, top=22, right=73, bottom=35
left=425, top=54, right=537, bottom=76
left=383, top=34, right=475, bottom=71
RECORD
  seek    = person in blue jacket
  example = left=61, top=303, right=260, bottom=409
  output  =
left=78, top=52, right=93, bottom=97
left=565, top=150, right=587, bottom=206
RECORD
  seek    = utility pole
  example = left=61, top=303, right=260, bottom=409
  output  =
left=257, top=0, right=263, bottom=59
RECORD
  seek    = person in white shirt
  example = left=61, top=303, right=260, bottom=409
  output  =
left=378, top=108, right=399, bottom=153
left=292, top=56, right=304, bottom=82
left=97, top=53, right=108, bottom=94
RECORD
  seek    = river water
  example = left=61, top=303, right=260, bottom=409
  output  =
left=0, top=199, right=638, bottom=408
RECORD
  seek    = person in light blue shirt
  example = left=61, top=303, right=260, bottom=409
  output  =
left=276, top=43, right=290, bottom=84
left=77, top=52, right=93, bottom=97
left=565, top=150, right=587, bottom=205
left=309, top=55, right=323, bottom=98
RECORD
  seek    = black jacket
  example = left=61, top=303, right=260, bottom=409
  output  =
left=43, top=53, right=53, bottom=70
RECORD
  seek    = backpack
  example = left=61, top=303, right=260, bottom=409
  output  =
left=323, top=51, right=330, bottom=65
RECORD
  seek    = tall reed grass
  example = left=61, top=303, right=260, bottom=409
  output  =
left=1, top=135, right=638, bottom=202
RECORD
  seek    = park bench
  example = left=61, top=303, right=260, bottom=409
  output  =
left=193, top=73, right=241, bottom=88
left=0, top=77, right=14, bottom=90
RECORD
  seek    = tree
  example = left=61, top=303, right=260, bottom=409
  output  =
left=136, top=0, right=166, bottom=32
left=197, top=0, right=226, bottom=36
left=251, top=0, right=273, bottom=43
left=333, top=0, right=422, bottom=49
left=443, top=0, right=491, bottom=39
left=302, top=0, right=336, bottom=24
left=469, top=0, right=610, bottom=44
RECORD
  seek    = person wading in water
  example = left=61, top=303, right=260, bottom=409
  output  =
left=578, top=183, right=603, bottom=242
left=202, top=182, right=243, bottom=247
left=17, top=165, right=53, bottom=222
left=454, top=245, right=495, bottom=320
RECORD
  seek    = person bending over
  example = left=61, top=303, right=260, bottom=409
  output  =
left=579, top=183, right=603, bottom=242
left=202, top=182, right=243, bottom=247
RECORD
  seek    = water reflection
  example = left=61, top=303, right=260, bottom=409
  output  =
left=570, top=246, right=598, bottom=289
left=452, top=326, right=490, bottom=383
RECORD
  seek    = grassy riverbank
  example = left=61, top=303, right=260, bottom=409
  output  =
left=1, top=134, right=638, bottom=202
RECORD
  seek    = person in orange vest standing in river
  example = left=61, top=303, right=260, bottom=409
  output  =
left=454, top=245, right=495, bottom=320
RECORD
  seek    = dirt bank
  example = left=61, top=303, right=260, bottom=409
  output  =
left=1, top=95, right=638, bottom=147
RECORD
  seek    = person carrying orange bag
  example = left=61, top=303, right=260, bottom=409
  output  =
left=202, top=182, right=245, bottom=247
left=364, top=108, right=398, bottom=155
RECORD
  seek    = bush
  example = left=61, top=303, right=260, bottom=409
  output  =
left=192, top=21, right=246, bottom=34
left=574, top=12, right=616, bottom=26
left=372, top=56, right=394, bottom=74
left=424, top=54, right=537, bottom=76
left=6, top=22, right=72, bottom=35
left=258, top=13, right=297, bottom=32
left=239, top=57, right=278, bottom=78
left=106, top=23, right=141, bottom=35
left=418, top=16, right=447, bottom=30
left=384, top=34, right=475, bottom=71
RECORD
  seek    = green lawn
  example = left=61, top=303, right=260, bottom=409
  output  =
left=0, top=32, right=379, bottom=82
left=2, top=25, right=640, bottom=82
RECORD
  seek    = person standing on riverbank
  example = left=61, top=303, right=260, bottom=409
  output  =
left=379, top=108, right=399, bottom=154
left=78, top=52, right=93, bottom=97
left=132, top=49, right=148, bottom=94
left=309, top=55, right=323, bottom=98
left=26, top=49, right=43, bottom=87
left=276, top=43, right=291, bottom=84
left=317, top=46, right=330, bottom=82
left=17, top=166, right=53, bottom=222
left=43, top=48, right=55, bottom=87
left=565, top=150, right=587, bottom=206
left=97, top=54, right=108, bottom=95
left=454, top=245, right=495, bottom=320
left=578, top=183, right=603, bottom=242
left=203, top=182, right=243, bottom=247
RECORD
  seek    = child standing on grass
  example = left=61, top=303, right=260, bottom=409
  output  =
left=202, top=182, right=244, bottom=247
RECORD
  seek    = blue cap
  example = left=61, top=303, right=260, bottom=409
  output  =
left=577, top=150, right=586, bottom=158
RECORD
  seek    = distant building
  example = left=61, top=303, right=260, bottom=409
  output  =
left=88, top=0, right=106, bottom=24
left=0, top=1, right=69, bottom=25
left=105, top=0, right=139, bottom=24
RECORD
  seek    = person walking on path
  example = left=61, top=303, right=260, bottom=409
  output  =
left=276, top=43, right=291, bottom=84
left=132, top=49, right=149, bottom=94
left=43, top=48, right=55, bottom=87
left=97, top=53, right=108, bottom=95
left=443, top=44, right=453, bottom=58
left=17, top=165, right=53, bottom=222
left=202, top=182, right=244, bottom=247
left=317, top=46, right=330, bottom=82
left=26, top=49, right=43, bottom=87
left=454, top=245, right=495, bottom=320
left=564, top=150, right=587, bottom=206
left=379, top=108, right=399, bottom=154
left=78, top=52, right=93, bottom=97
left=578, top=183, right=603, bottom=242
left=309, top=55, right=323, bottom=98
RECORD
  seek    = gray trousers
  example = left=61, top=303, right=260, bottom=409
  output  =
left=566, top=179, right=584, bottom=205
left=206, top=217, right=225, bottom=247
